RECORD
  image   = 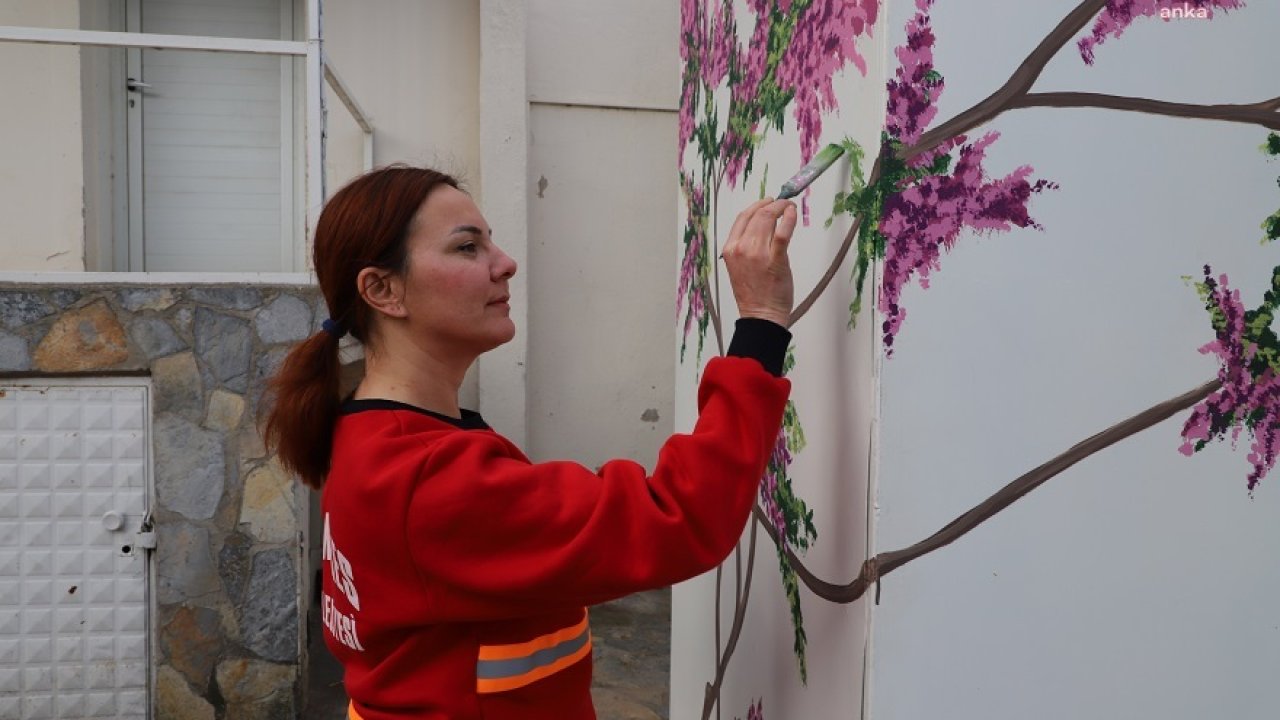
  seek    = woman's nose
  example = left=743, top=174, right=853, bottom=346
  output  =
left=494, top=247, right=518, bottom=280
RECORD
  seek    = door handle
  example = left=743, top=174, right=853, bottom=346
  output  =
left=126, top=78, right=151, bottom=93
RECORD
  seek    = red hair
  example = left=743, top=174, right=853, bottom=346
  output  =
left=265, top=166, right=460, bottom=488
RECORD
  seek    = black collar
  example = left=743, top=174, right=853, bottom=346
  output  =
left=339, top=398, right=491, bottom=430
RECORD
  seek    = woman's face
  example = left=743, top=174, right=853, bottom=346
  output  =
left=398, top=185, right=518, bottom=355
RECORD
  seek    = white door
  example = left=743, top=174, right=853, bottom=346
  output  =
left=0, top=382, right=151, bottom=720
left=126, top=0, right=296, bottom=271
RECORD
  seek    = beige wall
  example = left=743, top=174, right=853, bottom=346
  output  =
left=525, top=0, right=678, bottom=467
left=321, top=0, right=480, bottom=192
left=0, top=1, right=85, bottom=271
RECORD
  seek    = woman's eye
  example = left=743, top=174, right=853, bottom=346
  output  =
left=458, top=242, right=478, bottom=253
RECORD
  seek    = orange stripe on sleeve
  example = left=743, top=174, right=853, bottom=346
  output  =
left=476, top=610, right=589, bottom=661
left=475, top=632, right=593, bottom=694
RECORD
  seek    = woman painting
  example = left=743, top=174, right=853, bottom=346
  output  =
left=266, top=165, right=799, bottom=719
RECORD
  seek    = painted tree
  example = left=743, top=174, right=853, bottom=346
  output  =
left=678, top=0, right=1279, bottom=718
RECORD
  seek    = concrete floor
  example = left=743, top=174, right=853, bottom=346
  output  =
left=303, top=588, right=672, bottom=719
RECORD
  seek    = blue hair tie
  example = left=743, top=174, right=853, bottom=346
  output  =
left=321, top=318, right=347, bottom=339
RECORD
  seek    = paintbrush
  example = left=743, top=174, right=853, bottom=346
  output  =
left=777, top=143, right=846, bottom=200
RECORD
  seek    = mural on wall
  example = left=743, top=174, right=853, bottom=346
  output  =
left=676, top=0, right=1277, bottom=717
left=677, top=0, right=880, bottom=715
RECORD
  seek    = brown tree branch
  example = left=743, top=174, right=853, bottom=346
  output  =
left=1009, top=92, right=1280, bottom=131
left=702, top=520, right=760, bottom=720
left=901, top=0, right=1109, bottom=163
left=792, top=0, right=1107, bottom=327
left=759, top=378, right=1222, bottom=604
left=790, top=0, right=1275, bottom=330
left=788, top=156, right=880, bottom=326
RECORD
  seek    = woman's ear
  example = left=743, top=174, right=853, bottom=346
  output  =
left=356, top=266, right=408, bottom=319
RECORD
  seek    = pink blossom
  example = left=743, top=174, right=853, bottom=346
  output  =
left=678, top=0, right=703, bottom=157
left=885, top=0, right=941, bottom=147
left=878, top=132, right=1055, bottom=354
left=679, top=79, right=699, bottom=157
left=1180, top=266, right=1280, bottom=492
left=760, top=430, right=792, bottom=548
left=721, top=3, right=772, bottom=189
left=723, top=0, right=879, bottom=192
left=734, top=698, right=764, bottom=720
left=1077, top=0, right=1244, bottom=65
left=704, top=0, right=736, bottom=89
left=678, top=174, right=712, bottom=358
left=776, top=0, right=879, bottom=164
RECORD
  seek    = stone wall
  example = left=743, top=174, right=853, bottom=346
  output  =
left=0, top=283, right=323, bottom=720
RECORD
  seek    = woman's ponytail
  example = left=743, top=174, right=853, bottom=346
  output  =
left=265, top=330, right=343, bottom=489
left=262, top=165, right=461, bottom=489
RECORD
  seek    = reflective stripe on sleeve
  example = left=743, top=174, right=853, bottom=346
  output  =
left=475, top=609, right=592, bottom=694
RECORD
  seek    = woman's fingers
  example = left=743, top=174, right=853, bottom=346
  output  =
left=720, top=198, right=798, bottom=328
left=726, top=199, right=795, bottom=259
left=772, top=202, right=798, bottom=259
left=723, top=198, right=775, bottom=257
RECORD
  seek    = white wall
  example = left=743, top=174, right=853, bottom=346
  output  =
left=321, top=0, right=480, bottom=191
left=871, top=2, right=1280, bottom=718
left=0, top=1, right=85, bottom=271
left=524, top=0, right=678, bottom=467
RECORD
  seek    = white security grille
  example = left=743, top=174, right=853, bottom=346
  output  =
left=0, top=383, right=151, bottom=720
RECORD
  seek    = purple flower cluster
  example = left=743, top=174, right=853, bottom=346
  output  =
left=776, top=0, right=879, bottom=165
left=878, top=134, right=1054, bottom=354
left=678, top=174, right=712, bottom=358
left=679, top=0, right=739, bottom=155
left=885, top=0, right=941, bottom=149
left=875, top=0, right=1055, bottom=353
left=683, top=0, right=879, bottom=189
left=720, top=0, right=772, bottom=189
left=760, top=429, right=792, bottom=548
left=1180, top=267, right=1280, bottom=492
left=735, top=698, right=764, bottom=720
left=1077, top=0, right=1244, bottom=65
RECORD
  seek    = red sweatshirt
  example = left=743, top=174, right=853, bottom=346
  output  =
left=321, top=320, right=791, bottom=719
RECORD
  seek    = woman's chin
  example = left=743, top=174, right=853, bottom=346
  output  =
left=485, top=320, right=517, bottom=349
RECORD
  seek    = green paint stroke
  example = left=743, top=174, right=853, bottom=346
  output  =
left=770, top=346, right=816, bottom=682
left=826, top=134, right=953, bottom=328
left=1263, top=133, right=1280, bottom=244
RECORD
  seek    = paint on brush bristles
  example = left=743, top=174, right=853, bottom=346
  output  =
left=777, top=143, right=845, bottom=200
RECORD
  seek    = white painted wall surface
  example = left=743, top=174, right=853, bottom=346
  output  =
left=476, top=0, right=530, bottom=448
left=527, top=104, right=677, bottom=467
left=528, top=0, right=678, bottom=111
left=870, top=2, right=1280, bottom=719
left=0, top=1, right=85, bottom=271
left=669, top=8, right=886, bottom=718
left=524, top=0, right=678, bottom=467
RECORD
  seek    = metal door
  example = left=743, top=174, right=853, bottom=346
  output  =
left=124, top=0, right=297, bottom=271
left=0, top=381, right=152, bottom=719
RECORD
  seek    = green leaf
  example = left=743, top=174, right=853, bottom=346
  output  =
left=1263, top=210, right=1280, bottom=244
left=1263, top=132, right=1280, bottom=157
left=776, top=548, right=808, bottom=684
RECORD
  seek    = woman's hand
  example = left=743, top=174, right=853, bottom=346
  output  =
left=721, top=198, right=799, bottom=328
